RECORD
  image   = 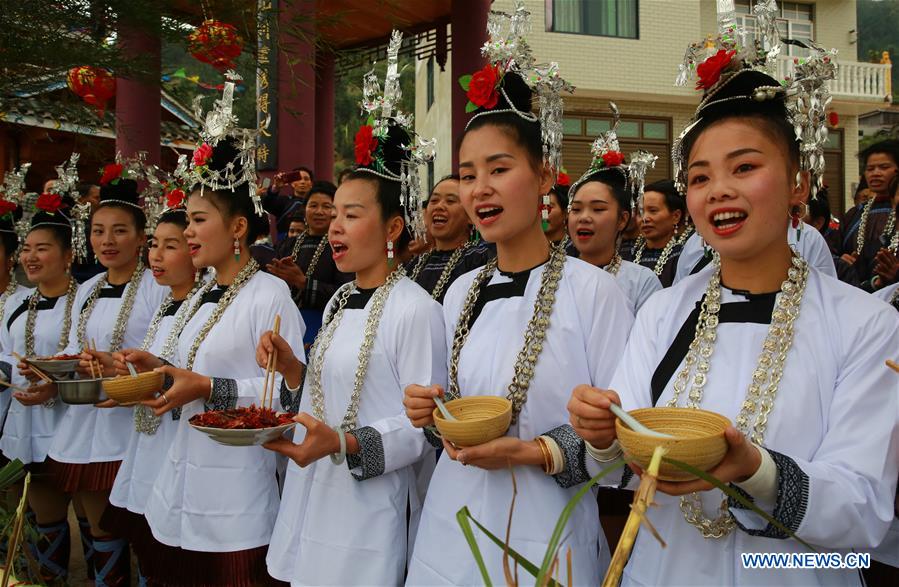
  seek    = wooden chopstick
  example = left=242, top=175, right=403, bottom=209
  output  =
left=887, top=359, right=899, bottom=374
left=262, top=315, right=281, bottom=410
left=0, top=380, right=26, bottom=393
left=90, top=338, right=102, bottom=379
left=13, top=352, right=53, bottom=384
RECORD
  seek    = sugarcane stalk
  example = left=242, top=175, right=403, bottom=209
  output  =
left=602, top=447, right=666, bottom=587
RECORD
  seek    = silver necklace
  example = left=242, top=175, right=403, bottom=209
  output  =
left=291, top=231, right=329, bottom=280
left=603, top=253, right=622, bottom=276
left=0, top=275, right=19, bottom=325
left=77, top=262, right=145, bottom=352
left=634, top=234, right=679, bottom=276
left=411, top=244, right=470, bottom=300
left=306, top=268, right=404, bottom=431
left=24, top=278, right=78, bottom=356
left=447, top=244, right=567, bottom=422
left=669, top=253, right=809, bottom=538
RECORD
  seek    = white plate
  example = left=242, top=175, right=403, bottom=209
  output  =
left=189, top=421, right=297, bottom=447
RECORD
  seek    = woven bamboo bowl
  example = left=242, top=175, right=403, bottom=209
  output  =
left=616, top=407, right=730, bottom=481
left=433, top=396, right=512, bottom=447
left=102, top=371, right=164, bottom=405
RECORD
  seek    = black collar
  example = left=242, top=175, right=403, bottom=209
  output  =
left=7, top=294, right=60, bottom=330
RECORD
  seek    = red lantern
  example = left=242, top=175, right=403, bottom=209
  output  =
left=188, top=20, right=243, bottom=71
left=67, top=66, right=116, bottom=116
left=828, top=111, right=839, bottom=128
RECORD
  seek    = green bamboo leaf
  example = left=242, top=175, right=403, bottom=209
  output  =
left=457, top=507, right=493, bottom=587
left=458, top=74, right=473, bottom=91
left=462, top=508, right=552, bottom=583
left=663, top=457, right=816, bottom=552
left=537, top=461, right=626, bottom=585
left=465, top=100, right=479, bottom=113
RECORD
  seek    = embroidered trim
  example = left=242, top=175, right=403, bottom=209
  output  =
left=731, top=449, right=809, bottom=539
left=543, top=424, right=588, bottom=488
left=204, top=378, right=238, bottom=412
left=279, top=378, right=302, bottom=413
left=423, top=427, right=443, bottom=449
left=346, top=426, right=385, bottom=481
left=620, top=465, right=635, bottom=490
left=0, top=360, right=11, bottom=384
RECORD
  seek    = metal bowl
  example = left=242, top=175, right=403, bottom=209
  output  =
left=25, top=358, right=80, bottom=380
left=189, top=422, right=297, bottom=447
left=57, top=378, right=108, bottom=405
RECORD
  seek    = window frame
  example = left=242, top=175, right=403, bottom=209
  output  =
left=546, top=0, right=640, bottom=40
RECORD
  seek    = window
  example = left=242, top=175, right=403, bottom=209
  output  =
left=426, top=57, right=435, bottom=110
left=550, top=0, right=638, bottom=39
left=735, top=0, right=814, bottom=57
left=427, top=160, right=435, bottom=195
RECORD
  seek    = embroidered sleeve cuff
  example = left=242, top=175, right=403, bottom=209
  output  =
left=204, top=378, right=238, bottom=411
left=543, top=424, right=589, bottom=488
left=730, top=449, right=809, bottom=539
left=279, top=378, right=302, bottom=413
left=346, top=426, right=386, bottom=481
left=0, top=360, right=11, bottom=383
left=423, top=426, right=443, bottom=449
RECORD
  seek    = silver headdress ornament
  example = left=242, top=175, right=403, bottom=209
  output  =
left=141, top=164, right=167, bottom=235
left=568, top=103, right=656, bottom=212
left=54, top=153, right=81, bottom=201
left=671, top=1, right=837, bottom=196
left=356, top=30, right=436, bottom=240
left=0, top=162, right=31, bottom=205
left=464, top=1, right=574, bottom=173
left=190, top=70, right=265, bottom=216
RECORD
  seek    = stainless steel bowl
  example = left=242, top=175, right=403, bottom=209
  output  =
left=57, top=378, right=108, bottom=405
left=26, top=358, right=79, bottom=380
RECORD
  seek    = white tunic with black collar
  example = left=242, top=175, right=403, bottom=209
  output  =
left=611, top=260, right=663, bottom=314
left=606, top=268, right=899, bottom=586
left=48, top=270, right=167, bottom=464
left=144, top=271, right=305, bottom=553
left=109, top=296, right=189, bottom=515
left=266, top=276, right=446, bottom=586
left=0, top=287, right=69, bottom=464
left=406, top=257, right=634, bottom=586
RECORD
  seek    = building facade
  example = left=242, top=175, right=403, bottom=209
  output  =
left=416, top=0, right=892, bottom=214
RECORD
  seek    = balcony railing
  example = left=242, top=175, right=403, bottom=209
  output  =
left=776, top=56, right=892, bottom=102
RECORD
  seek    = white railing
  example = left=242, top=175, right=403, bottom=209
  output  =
left=776, top=56, right=892, bottom=101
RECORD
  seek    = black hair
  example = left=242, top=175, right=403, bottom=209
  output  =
left=550, top=184, right=569, bottom=212
left=573, top=171, right=632, bottom=218
left=344, top=170, right=412, bottom=250
left=808, top=191, right=831, bottom=222
left=288, top=213, right=306, bottom=224
left=458, top=74, right=543, bottom=171
left=859, top=139, right=899, bottom=169
left=0, top=205, right=23, bottom=256
left=336, top=167, right=354, bottom=183
left=643, top=180, right=686, bottom=217
left=307, top=181, right=337, bottom=200
left=428, top=174, right=461, bottom=205
left=0, top=232, right=17, bottom=258
left=193, top=139, right=269, bottom=245
left=157, top=208, right=189, bottom=231
left=28, top=223, right=72, bottom=252
left=291, top=166, right=314, bottom=181
left=682, top=71, right=800, bottom=174
left=77, top=182, right=99, bottom=196
left=96, top=178, right=147, bottom=232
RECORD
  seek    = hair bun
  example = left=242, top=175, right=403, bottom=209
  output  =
left=99, top=178, right=140, bottom=206
left=207, top=139, right=242, bottom=176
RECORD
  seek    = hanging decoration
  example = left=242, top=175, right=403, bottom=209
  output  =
left=66, top=66, right=116, bottom=116
left=188, top=20, right=244, bottom=72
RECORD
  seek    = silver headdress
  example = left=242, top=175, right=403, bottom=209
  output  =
left=142, top=164, right=167, bottom=235
left=355, top=30, right=436, bottom=240
left=0, top=162, right=31, bottom=205
left=671, top=1, right=837, bottom=196
left=568, top=103, right=657, bottom=212
left=462, top=1, right=574, bottom=172
left=190, top=71, right=265, bottom=216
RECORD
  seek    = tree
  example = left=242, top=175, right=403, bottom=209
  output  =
left=857, top=0, right=899, bottom=103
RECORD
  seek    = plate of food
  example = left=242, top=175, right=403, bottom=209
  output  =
left=189, top=406, right=297, bottom=447
left=25, top=354, right=82, bottom=379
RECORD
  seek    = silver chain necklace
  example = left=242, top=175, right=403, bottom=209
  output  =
left=668, top=253, right=809, bottom=538
left=411, top=244, right=470, bottom=300
left=291, top=231, right=329, bottom=281
left=77, top=262, right=145, bottom=352
left=634, top=234, right=679, bottom=276
left=603, top=253, right=622, bottom=276
left=447, top=244, right=566, bottom=422
left=0, top=275, right=19, bottom=325
left=24, top=278, right=78, bottom=356
left=883, top=209, right=897, bottom=254
left=184, top=259, right=259, bottom=371
left=306, top=268, right=404, bottom=431
left=854, top=197, right=877, bottom=256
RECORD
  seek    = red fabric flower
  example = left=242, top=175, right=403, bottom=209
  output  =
left=602, top=151, right=625, bottom=167
left=166, top=188, right=187, bottom=209
left=36, top=193, right=63, bottom=213
left=354, top=125, right=378, bottom=166
left=556, top=171, right=570, bottom=187
left=828, top=111, right=839, bottom=127
left=193, top=143, right=213, bottom=168
left=467, top=64, right=501, bottom=109
left=696, top=49, right=736, bottom=90
left=99, top=163, right=123, bottom=186
left=0, top=199, right=16, bottom=216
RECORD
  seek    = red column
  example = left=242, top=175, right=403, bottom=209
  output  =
left=314, top=51, right=335, bottom=182
left=450, top=0, right=491, bottom=169
left=277, top=1, right=316, bottom=172
left=115, top=22, right=161, bottom=165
